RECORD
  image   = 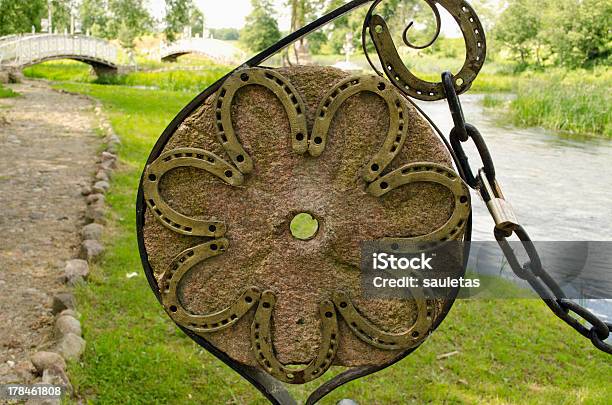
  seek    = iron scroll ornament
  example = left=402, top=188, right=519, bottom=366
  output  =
left=136, top=1, right=482, bottom=403
left=363, top=0, right=486, bottom=100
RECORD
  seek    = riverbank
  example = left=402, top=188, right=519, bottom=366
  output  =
left=486, top=68, right=611, bottom=138
left=23, top=60, right=231, bottom=93
left=50, top=81, right=610, bottom=404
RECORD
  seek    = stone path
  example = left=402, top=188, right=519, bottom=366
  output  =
left=0, top=81, right=99, bottom=383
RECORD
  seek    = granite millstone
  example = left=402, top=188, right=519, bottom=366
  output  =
left=142, top=66, right=464, bottom=369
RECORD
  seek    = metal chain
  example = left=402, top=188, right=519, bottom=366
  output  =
left=441, top=71, right=611, bottom=355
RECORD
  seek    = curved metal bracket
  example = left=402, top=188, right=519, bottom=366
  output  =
left=137, top=1, right=482, bottom=402
left=402, top=0, right=442, bottom=50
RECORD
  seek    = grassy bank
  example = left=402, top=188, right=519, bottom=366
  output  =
left=510, top=69, right=611, bottom=137
left=94, top=67, right=229, bottom=92
left=54, top=81, right=610, bottom=404
left=0, top=83, right=18, bottom=98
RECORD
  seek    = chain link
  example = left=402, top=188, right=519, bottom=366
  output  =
left=441, top=71, right=611, bottom=355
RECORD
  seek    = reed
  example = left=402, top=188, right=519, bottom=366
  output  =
left=510, top=69, right=611, bottom=137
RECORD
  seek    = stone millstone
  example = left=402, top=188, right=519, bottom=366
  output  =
left=142, top=66, right=462, bottom=369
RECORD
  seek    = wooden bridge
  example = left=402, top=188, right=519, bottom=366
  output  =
left=0, top=34, right=119, bottom=75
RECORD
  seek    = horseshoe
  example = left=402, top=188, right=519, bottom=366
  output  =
left=368, top=0, right=486, bottom=101
left=311, top=75, right=409, bottom=182
left=215, top=68, right=309, bottom=174
left=143, top=148, right=242, bottom=237
left=159, top=239, right=261, bottom=334
left=332, top=290, right=436, bottom=350
left=250, top=291, right=339, bottom=384
left=367, top=162, right=471, bottom=242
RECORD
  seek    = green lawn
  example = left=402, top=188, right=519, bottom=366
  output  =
left=54, top=81, right=610, bottom=404
left=24, top=60, right=231, bottom=92
left=0, top=83, right=19, bottom=98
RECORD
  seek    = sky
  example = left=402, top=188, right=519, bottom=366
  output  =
left=149, top=0, right=291, bottom=31
left=148, top=0, right=465, bottom=37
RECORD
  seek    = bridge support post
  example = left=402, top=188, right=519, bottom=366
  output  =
left=91, top=63, right=118, bottom=77
left=0, top=67, right=24, bottom=83
left=161, top=55, right=179, bottom=63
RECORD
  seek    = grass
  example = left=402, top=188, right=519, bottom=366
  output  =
left=509, top=69, right=611, bottom=137
left=24, top=60, right=231, bottom=92
left=24, top=57, right=514, bottom=93
left=482, top=94, right=508, bottom=108
left=289, top=213, right=319, bottom=240
left=23, top=60, right=94, bottom=82
left=53, top=81, right=611, bottom=404
left=94, top=68, right=230, bottom=92
left=410, top=71, right=515, bottom=93
left=0, top=83, right=19, bottom=98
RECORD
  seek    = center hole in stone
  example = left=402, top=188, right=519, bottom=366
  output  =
left=290, top=213, right=319, bottom=240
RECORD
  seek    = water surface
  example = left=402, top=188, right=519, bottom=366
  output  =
left=416, top=95, right=612, bottom=324
left=416, top=94, right=612, bottom=241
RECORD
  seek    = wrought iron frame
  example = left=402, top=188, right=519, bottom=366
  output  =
left=136, top=1, right=483, bottom=403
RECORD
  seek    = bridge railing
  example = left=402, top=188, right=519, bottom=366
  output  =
left=160, top=38, right=244, bottom=65
left=0, top=34, right=118, bottom=67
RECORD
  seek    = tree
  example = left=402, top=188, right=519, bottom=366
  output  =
left=118, top=21, right=137, bottom=49
left=164, top=0, right=193, bottom=42
left=240, top=0, right=281, bottom=52
left=545, top=0, right=611, bottom=68
left=210, top=28, right=240, bottom=41
left=494, top=0, right=611, bottom=69
left=284, top=0, right=326, bottom=63
left=321, top=0, right=421, bottom=55
left=0, top=0, right=46, bottom=35
left=50, top=0, right=75, bottom=33
left=190, top=7, right=205, bottom=37
left=494, top=0, right=544, bottom=67
left=80, top=0, right=152, bottom=44
left=80, top=0, right=110, bottom=36
left=324, top=0, right=363, bottom=55
left=307, top=30, right=327, bottom=54
left=108, top=0, right=152, bottom=39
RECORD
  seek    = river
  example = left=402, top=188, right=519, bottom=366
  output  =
left=416, top=94, right=612, bottom=326
left=416, top=94, right=612, bottom=241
